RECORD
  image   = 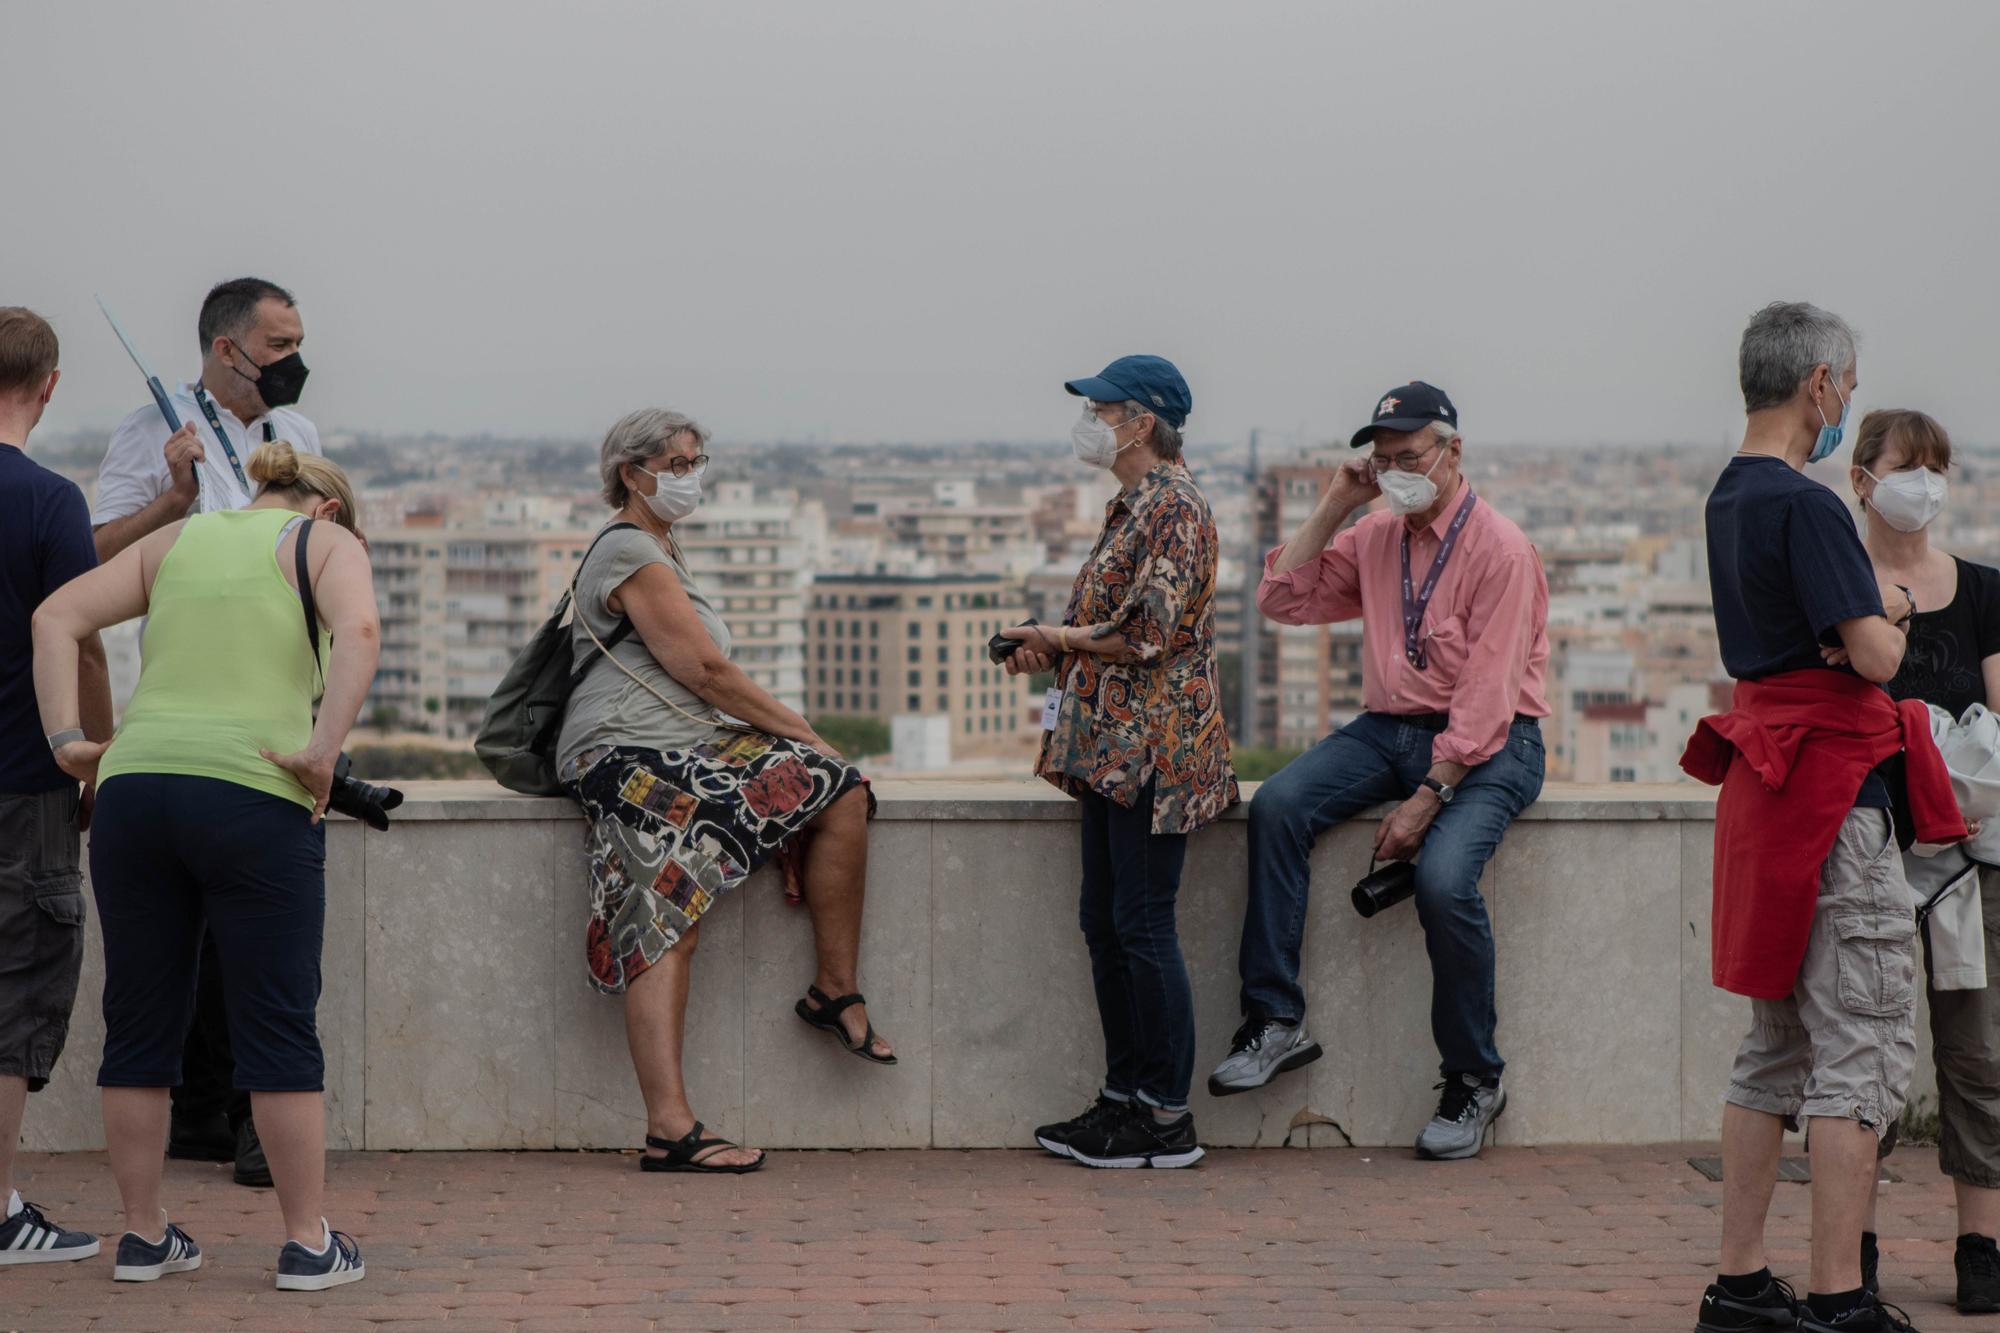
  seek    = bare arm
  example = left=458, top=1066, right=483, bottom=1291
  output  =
left=1834, top=613, right=1908, bottom=685
left=78, top=634, right=112, bottom=743
left=33, top=533, right=160, bottom=783
left=1272, top=459, right=1378, bottom=576
left=611, top=563, right=827, bottom=750
left=91, top=422, right=203, bottom=562
left=262, top=526, right=382, bottom=820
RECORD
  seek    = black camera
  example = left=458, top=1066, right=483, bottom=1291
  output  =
left=987, top=618, right=1039, bottom=665
left=328, top=752, right=404, bottom=831
left=1350, top=860, right=1417, bottom=919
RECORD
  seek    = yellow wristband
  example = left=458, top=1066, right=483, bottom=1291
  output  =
left=1061, top=626, right=1073, bottom=651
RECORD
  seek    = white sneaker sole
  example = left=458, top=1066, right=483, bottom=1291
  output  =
left=113, top=1252, right=201, bottom=1281
left=1207, top=1040, right=1324, bottom=1098
left=276, top=1261, right=365, bottom=1291
left=1071, top=1145, right=1205, bottom=1169
left=1414, top=1088, right=1506, bottom=1160
left=0, top=1237, right=100, bottom=1264
left=1034, top=1134, right=1073, bottom=1158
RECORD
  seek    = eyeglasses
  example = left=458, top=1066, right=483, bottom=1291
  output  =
left=652, top=454, right=710, bottom=479
left=1367, top=441, right=1444, bottom=476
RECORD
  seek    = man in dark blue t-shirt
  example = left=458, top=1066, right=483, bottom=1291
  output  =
left=0, top=308, right=109, bottom=1264
left=1696, top=302, right=1918, bottom=1333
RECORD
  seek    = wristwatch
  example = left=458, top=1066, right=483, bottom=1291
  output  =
left=46, top=728, right=85, bottom=752
left=1420, top=775, right=1456, bottom=806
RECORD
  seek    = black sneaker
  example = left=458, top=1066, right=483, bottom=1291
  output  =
left=166, top=1112, right=233, bottom=1163
left=1861, top=1230, right=1879, bottom=1297
left=1033, top=1094, right=1129, bottom=1159
left=0, top=1200, right=100, bottom=1265
left=275, top=1223, right=365, bottom=1291
left=1695, top=1275, right=1803, bottom=1331
left=1069, top=1105, right=1204, bottom=1169
left=1958, top=1233, right=2000, bottom=1314
left=112, top=1220, right=202, bottom=1282
left=1796, top=1291, right=1918, bottom=1332
left=233, top=1119, right=273, bottom=1188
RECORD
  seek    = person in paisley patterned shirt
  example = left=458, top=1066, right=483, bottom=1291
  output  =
left=1001, top=355, right=1238, bottom=1170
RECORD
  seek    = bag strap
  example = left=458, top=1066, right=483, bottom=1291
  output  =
left=296, top=517, right=323, bottom=683
left=564, top=522, right=642, bottom=691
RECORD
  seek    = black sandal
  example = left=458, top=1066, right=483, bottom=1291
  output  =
left=639, top=1121, right=764, bottom=1174
left=794, top=985, right=898, bottom=1065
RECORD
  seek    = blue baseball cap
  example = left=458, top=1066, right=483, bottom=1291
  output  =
left=1064, top=355, right=1192, bottom=429
left=1350, top=380, right=1459, bottom=448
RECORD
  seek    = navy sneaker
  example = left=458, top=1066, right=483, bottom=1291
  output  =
left=0, top=1200, right=100, bottom=1264
left=275, top=1223, right=364, bottom=1291
left=112, top=1220, right=202, bottom=1281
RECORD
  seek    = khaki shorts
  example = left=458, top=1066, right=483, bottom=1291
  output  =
left=1726, top=807, right=1918, bottom=1136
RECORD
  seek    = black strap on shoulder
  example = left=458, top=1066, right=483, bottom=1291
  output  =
left=296, top=516, right=321, bottom=676
left=571, top=522, right=641, bottom=671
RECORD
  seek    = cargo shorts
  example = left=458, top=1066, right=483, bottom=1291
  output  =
left=1726, top=806, right=1918, bottom=1136
left=0, top=786, right=87, bottom=1092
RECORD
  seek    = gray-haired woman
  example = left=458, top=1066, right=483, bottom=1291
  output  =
left=558, top=409, right=893, bottom=1175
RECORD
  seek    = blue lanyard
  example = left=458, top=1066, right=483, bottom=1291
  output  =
left=191, top=386, right=272, bottom=488
left=1398, top=488, right=1478, bottom=670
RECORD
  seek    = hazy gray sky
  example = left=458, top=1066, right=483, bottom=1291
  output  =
left=7, top=1, right=1998, bottom=448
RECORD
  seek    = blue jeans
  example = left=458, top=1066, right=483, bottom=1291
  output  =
left=1078, top=782, right=1195, bottom=1112
left=1240, top=713, right=1545, bottom=1079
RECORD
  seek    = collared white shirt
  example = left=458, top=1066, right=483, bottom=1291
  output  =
left=91, top=380, right=321, bottom=523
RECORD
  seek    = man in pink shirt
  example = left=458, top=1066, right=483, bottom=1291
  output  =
left=1208, top=381, right=1550, bottom=1162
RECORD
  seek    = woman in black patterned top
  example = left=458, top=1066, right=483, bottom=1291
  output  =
left=1846, top=408, right=2000, bottom=1308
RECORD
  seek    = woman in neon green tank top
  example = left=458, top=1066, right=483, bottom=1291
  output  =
left=32, top=441, right=378, bottom=1290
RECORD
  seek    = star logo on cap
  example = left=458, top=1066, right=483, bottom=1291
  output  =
left=1376, top=397, right=1400, bottom=418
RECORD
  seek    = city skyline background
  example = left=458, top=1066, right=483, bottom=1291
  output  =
left=9, top=1, right=1999, bottom=448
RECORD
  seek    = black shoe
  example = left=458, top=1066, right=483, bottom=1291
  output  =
left=1033, top=1094, right=1129, bottom=1159
left=1695, top=1275, right=1803, bottom=1331
left=1861, top=1230, right=1879, bottom=1297
left=233, top=1119, right=273, bottom=1188
left=1796, top=1291, right=1918, bottom=1332
left=167, top=1112, right=234, bottom=1163
left=1959, top=1233, right=2000, bottom=1314
left=1069, top=1105, right=1204, bottom=1169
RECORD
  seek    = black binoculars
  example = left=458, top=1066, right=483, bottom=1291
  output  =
left=328, top=753, right=404, bottom=831
left=987, top=618, right=1039, bottom=665
left=1351, top=860, right=1417, bottom=919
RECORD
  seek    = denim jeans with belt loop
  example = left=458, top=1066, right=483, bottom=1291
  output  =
left=1238, top=712, right=1545, bottom=1080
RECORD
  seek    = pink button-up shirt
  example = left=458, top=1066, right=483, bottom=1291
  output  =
left=1257, top=487, right=1551, bottom=767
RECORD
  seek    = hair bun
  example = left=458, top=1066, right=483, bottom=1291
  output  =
left=246, top=439, right=302, bottom=487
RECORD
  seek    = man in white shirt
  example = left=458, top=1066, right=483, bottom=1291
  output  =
left=92, top=277, right=320, bottom=561
left=89, top=277, right=319, bottom=1188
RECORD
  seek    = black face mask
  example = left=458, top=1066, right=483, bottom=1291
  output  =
left=230, top=340, right=310, bottom=410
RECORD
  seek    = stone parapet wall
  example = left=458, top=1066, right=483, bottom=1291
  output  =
left=27, top=780, right=1935, bottom=1151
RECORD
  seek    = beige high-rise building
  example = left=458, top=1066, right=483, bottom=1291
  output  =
left=368, top=520, right=597, bottom=737
left=1244, top=463, right=1364, bottom=750
left=807, top=574, right=1037, bottom=758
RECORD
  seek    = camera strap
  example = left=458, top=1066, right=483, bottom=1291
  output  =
left=295, top=517, right=325, bottom=691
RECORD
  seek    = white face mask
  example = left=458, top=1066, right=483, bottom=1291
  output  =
left=1867, top=465, right=1948, bottom=533
left=1071, top=406, right=1140, bottom=469
left=1375, top=442, right=1449, bottom=516
left=637, top=467, right=703, bottom=522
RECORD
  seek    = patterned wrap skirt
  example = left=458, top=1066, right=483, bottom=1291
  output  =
left=563, top=734, right=871, bottom=996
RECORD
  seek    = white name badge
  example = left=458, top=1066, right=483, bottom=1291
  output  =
left=1040, top=687, right=1064, bottom=731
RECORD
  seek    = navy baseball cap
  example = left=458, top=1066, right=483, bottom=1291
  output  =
left=1064, top=355, right=1192, bottom=429
left=1349, top=380, right=1458, bottom=448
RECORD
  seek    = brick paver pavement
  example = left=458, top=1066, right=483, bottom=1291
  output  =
left=0, top=1145, right=1971, bottom=1331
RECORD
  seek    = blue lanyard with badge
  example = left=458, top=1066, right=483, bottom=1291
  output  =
left=191, top=384, right=272, bottom=491
left=1399, top=489, right=1478, bottom=670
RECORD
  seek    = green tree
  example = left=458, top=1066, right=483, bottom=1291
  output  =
left=810, top=715, right=891, bottom=758
left=1231, top=746, right=1304, bottom=782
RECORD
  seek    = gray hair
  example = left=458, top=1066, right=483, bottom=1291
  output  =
left=1431, top=421, right=1458, bottom=446
left=599, top=408, right=710, bottom=508
left=1117, top=400, right=1185, bottom=462
left=1739, top=301, right=1857, bottom=414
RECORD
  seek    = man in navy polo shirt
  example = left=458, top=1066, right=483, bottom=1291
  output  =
left=0, top=307, right=111, bottom=1264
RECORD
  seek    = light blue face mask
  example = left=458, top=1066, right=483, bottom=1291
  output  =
left=1809, top=372, right=1853, bottom=463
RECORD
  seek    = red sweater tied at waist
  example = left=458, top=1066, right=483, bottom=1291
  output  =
left=1679, top=669, right=1966, bottom=1000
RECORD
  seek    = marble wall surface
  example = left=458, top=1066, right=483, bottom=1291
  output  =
left=27, top=780, right=1931, bottom=1151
